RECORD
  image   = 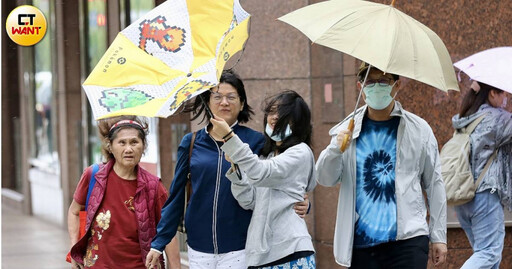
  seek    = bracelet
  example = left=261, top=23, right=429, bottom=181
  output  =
left=222, top=130, right=233, bottom=140
left=224, top=135, right=234, bottom=142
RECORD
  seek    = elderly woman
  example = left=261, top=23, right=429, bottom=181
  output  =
left=67, top=116, right=180, bottom=269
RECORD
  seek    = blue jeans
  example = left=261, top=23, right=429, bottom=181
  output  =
left=454, top=190, right=505, bottom=269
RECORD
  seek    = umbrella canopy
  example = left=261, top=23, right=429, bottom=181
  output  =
left=83, top=0, right=250, bottom=119
left=278, top=0, right=459, bottom=92
left=454, top=46, right=512, bottom=94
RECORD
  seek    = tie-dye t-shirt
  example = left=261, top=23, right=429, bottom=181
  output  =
left=354, top=116, right=400, bottom=248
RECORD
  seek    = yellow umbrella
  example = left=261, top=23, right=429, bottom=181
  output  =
left=83, top=0, right=250, bottom=119
left=279, top=0, right=459, bottom=150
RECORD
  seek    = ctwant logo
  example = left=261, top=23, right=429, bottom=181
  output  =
left=6, top=5, right=47, bottom=46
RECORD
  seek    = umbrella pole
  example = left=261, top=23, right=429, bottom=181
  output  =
left=352, top=63, right=372, bottom=114
left=339, top=63, right=372, bottom=152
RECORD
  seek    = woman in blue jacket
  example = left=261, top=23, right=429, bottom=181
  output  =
left=146, top=71, right=309, bottom=269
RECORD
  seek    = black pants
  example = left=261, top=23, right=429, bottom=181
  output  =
left=350, top=235, right=429, bottom=269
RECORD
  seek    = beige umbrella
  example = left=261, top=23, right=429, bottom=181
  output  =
left=279, top=0, right=459, bottom=151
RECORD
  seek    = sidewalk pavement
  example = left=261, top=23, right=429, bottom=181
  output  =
left=2, top=203, right=69, bottom=269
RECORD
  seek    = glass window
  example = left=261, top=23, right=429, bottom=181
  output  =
left=32, top=0, right=58, bottom=171
left=84, top=0, right=108, bottom=165
left=120, top=0, right=155, bottom=29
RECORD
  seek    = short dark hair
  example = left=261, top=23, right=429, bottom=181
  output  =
left=97, top=116, right=148, bottom=161
left=261, top=90, right=312, bottom=157
left=459, top=81, right=503, bottom=117
left=185, top=70, right=254, bottom=124
left=358, top=64, right=399, bottom=82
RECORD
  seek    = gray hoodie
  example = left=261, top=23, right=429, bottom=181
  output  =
left=452, top=103, right=512, bottom=209
left=221, top=135, right=316, bottom=267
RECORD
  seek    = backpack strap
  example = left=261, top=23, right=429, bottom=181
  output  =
left=186, top=132, right=197, bottom=200
left=85, top=163, right=99, bottom=210
left=474, top=150, right=498, bottom=189
left=187, top=132, right=197, bottom=179
left=462, top=113, right=495, bottom=189
left=463, top=114, right=486, bottom=134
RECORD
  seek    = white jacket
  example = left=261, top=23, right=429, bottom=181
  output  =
left=222, top=136, right=316, bottom=267
left=316, top=101, right=447, bottom=267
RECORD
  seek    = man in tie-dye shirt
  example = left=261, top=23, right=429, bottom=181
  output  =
left=316, top=63, right=447, bottom=269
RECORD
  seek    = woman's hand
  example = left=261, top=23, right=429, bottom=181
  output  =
left=294, top=194, right=310, bottom=218
left=224, top=153, right=237, bottom=174
left=225, top=153, right=233, bottom=163
left=146, top=249, right=162, bottom=269
left=210, top=115, right=232, bottom=139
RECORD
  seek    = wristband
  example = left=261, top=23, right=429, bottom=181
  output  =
left=222, top=130, right=233, bottom=140
left=224, top=135, right=235, bottom=143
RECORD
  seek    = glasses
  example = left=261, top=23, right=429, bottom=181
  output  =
left=210, top=93, right=240, bottom=104
left=363, top=78, right=393, bottom=88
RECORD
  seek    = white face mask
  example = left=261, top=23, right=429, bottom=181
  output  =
left=363, top=82, right=397, bottom=110
left=501, top=96, right=508, bottom=108
left=265, top=123, right=292, bottom=142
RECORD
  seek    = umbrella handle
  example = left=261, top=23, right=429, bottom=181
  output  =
left=339, top=119, right=355, bottom=152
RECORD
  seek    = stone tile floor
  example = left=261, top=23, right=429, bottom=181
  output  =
left=2, top=204, right=69, bottom=269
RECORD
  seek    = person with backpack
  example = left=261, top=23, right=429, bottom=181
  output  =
left=67, top=116, right=181, bottom=269
left=146, top=71, right=310, bottom=269
left=450, top=80, right=512, bottom=269
left=315, top=63, right=447, bottom=268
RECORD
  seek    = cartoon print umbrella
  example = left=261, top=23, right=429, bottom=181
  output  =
left=83, top=0, right=250, bottom=119
left=278, top=0, right=459, bottom=151
left=454, top=46, right=512, bottom=94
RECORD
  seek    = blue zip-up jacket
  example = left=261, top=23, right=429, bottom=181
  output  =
left=152, top=124, right=264, bottom=254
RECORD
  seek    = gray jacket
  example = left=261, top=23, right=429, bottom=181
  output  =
left=452, top=103, right=512, bottom=209
left=316, top=101, right=447, bottom=267
left=222, top=135, right=316, bottom=267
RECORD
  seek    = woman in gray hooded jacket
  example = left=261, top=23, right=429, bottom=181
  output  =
left=210, top=90, right=317, bottom=269
left=451, top=80, right=512, bottom=269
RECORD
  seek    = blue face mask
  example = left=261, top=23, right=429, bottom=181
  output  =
left=363, top=83, right=397, bottom=110
left=265, top=123, right=292, bottom=142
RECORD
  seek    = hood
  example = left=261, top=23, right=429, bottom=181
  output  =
left=452, top=105, right=489, bottom=129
